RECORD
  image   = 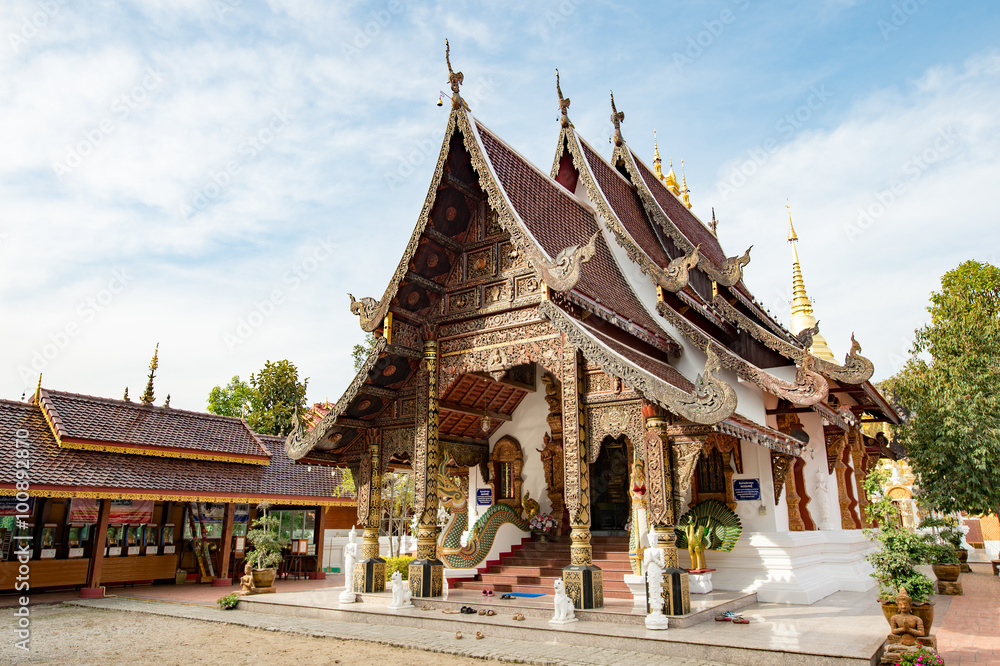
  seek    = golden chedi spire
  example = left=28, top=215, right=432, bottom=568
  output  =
left=140, top=343, right=159, bottom=405
left=681, top=160, right=692, bottom=209
left=653, top=132, right=681, bottom=196
left=787, top=202, right=835, bottom=361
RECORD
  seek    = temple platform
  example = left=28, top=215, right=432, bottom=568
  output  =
left=238, top=585, right=890, bottom=665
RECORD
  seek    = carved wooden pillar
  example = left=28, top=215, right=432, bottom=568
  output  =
left=849, top=429, right=871, bottom=527
left=540, top=373, right=565, bottom=536
left=824, top=427, right=853, bottom=530
left=410, top=331, right=444, bottom=598
left=560, top=340, right=602, bottom=609
left=785, top=459, right=805, bottom=531
left=641, top=403, right=676, bottom=568
left=356, top=431, right=385, bottom=593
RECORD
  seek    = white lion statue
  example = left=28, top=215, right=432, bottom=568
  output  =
left=550, top=579, right=577, bottom=623
left=388, top=570, right=413, bottom=609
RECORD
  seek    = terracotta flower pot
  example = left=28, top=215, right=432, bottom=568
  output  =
left=932, top=563, right=961, bottom=582
left=956, top=549, right=969, bottom=564
left=252, top=568, right=277, bottom=588
left=880, top=600, right=935, bottom=632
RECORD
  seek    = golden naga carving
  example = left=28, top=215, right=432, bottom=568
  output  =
left=771, top=451, right=794, bottom=504
left=522, top=491, right=540, bottom=519
left=699, top=246, right=752, bottom=287
left=542, top=299, right=737, bottom=425
left=445, top=39, right=469, bottom=111
left=556, top=69, right=571, bottom=128
left=437, top=459, right=467, bottom=512
left=655, top=300, right=827, bottom=406
left=538, top=231, right=598, bottom=293
left=712, top=296, right=875, bottom=384
left=660, top=245, right=701, bottom=292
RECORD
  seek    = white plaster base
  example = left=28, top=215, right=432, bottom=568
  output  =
left=678, top=530, right=876, bottom=605
left=624, top=573, right=646, bottom=606
left=688, top=572, right=713, bottom=594
left=338, top=589, right=357, bottom=604
left=387, top=601, right=414, bottom=610
left=644, top=613, right=669, bottom=630
left=548, top=617, right=579, bottom=625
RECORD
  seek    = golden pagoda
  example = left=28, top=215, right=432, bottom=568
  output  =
left=787, top=204, right=835, bottom=361
left=652, top=131, right=680, bottom=196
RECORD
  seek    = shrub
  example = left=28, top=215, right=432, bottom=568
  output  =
left=245, top=514, right=290, bottom=570
left=217, top=593, right=240, bottom=610
left=900, top=647, right=945, bottom=666
left=384, top=556, right=413, bottom=581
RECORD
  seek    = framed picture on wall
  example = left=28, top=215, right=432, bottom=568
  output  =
left=234, top=536, right=245, bottom=555
left=68, top=524, right=85, bottom=558
left=144, top=523, right=158, bottom=555
left=40, top=523, right=57, bottom=558
left=106, top=525, right=121, bottom=556
left=125, top=524, right=141, bottom=555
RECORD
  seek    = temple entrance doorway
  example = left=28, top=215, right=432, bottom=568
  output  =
left=589, top=435, right=630, bottom=533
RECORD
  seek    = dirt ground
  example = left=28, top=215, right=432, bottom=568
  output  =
left=0, top=605, right=488, bottom=665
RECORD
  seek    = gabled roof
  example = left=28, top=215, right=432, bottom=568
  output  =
left=37, top=388, right=271, bottom=465
left=0, top=400, right=348, bottom=505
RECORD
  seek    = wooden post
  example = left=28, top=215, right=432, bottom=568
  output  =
left=213, top=503, right=235, bottom=586
left=80, top=499, right=111, bottom=598
left=313, top=506, right=326, bottom=579
left=31, top=498, right=49, bottom=560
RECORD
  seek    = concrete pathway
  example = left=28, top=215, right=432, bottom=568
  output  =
left=937, top=563, right=1000, bottom=665
left=68, top=596, right=734, bottom=666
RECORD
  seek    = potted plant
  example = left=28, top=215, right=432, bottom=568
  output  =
left=920, top=516, right=962, bottom=583
left=245, top=514, right=290, bottom=589
left=863, top=469, right=937, bottom=630
left=529, top=513, right=556, bottom=543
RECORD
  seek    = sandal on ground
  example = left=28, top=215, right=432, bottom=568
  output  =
left=500, top=594, right=513, bottom=600
left=732, top=617, right=750, bottom=624
left=714, top=615, right=732, bottom=622
left=486, top=590, right=494, bottom=596
left=486, top=609, right=496, bottom=616
left=455, top=631, right=462, bottom=639
left=461, top=606, right=477, bottom=614
left=421, top=605, right=432, bottom=610
left=442, top=609, right=460, bottom=614
left=512, top=613, right=525, bottom=621
left=475, top=631, right=485, bottom=639
left=478, top=609, right=486, bottom=615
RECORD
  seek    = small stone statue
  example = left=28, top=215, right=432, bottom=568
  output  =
left=339, top=527, right=359, bottom=604
left=388, top=570, right=413, bottom=609
left=239, top=562, right=255, bottom=595
left=882, top=588, right=935, bottom=664
left=549, top=579, right=578, bottom=624
left=643, top=531, right=669, bottom=630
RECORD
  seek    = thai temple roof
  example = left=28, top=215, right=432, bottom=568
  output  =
left=284, top=56, right=898, bottom=468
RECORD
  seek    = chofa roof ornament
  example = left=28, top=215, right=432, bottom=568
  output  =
left=445, top=39, right=470, bottom=111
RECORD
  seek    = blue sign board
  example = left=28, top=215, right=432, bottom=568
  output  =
left=733, top=478, right=761, bottom=502
left=476, top=488, right=493, bottom=507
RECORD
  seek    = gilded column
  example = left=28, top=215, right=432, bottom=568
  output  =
left=641, top=403, right=677, bottom=568
left=356, top=431, right=385, bottom=593
left=410, top=331, right=444, bottom=598
left=560, top=340, right=603, bottom=609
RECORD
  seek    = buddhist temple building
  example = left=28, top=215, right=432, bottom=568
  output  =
left=284, top=51, right=901, bottom=609
left=0, top=387, right=352, bottom=596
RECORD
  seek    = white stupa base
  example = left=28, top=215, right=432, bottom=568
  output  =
left=644, top=612, right=670, bottom=630
left=688, top=571, right=714, bottom=594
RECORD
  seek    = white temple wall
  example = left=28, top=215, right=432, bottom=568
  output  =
left=486, top=363, right=552, bottom=517
left=798, top=411, right=843, bottom=531
left=730, top=440, right=782, bottom=533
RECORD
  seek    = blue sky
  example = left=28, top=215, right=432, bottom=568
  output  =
left=2, top=0, right=999, bottom=411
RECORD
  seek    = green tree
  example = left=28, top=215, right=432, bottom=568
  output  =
left=207, top=360, right=309, bottom=436
left=886, top=260, right=1000, bottom=517
left=352, top=333, right=378, bottom=370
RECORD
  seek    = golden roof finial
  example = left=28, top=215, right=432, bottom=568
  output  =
left=33, top=373, right=42, bottom=404
left=445, top=39, right=469, bottom=111
left=556, top=69, right=571, bottom=128
left=653, top=130, right=664, bottom=178
left=681, top=159, right=692, bottom=209
left=786, top=202, right=835, bottom=361
left=711, top=207, right=719, bottom=236
left=140, top=342, right=159, bottom=405
left=609, top=90, right=625, bottom=146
